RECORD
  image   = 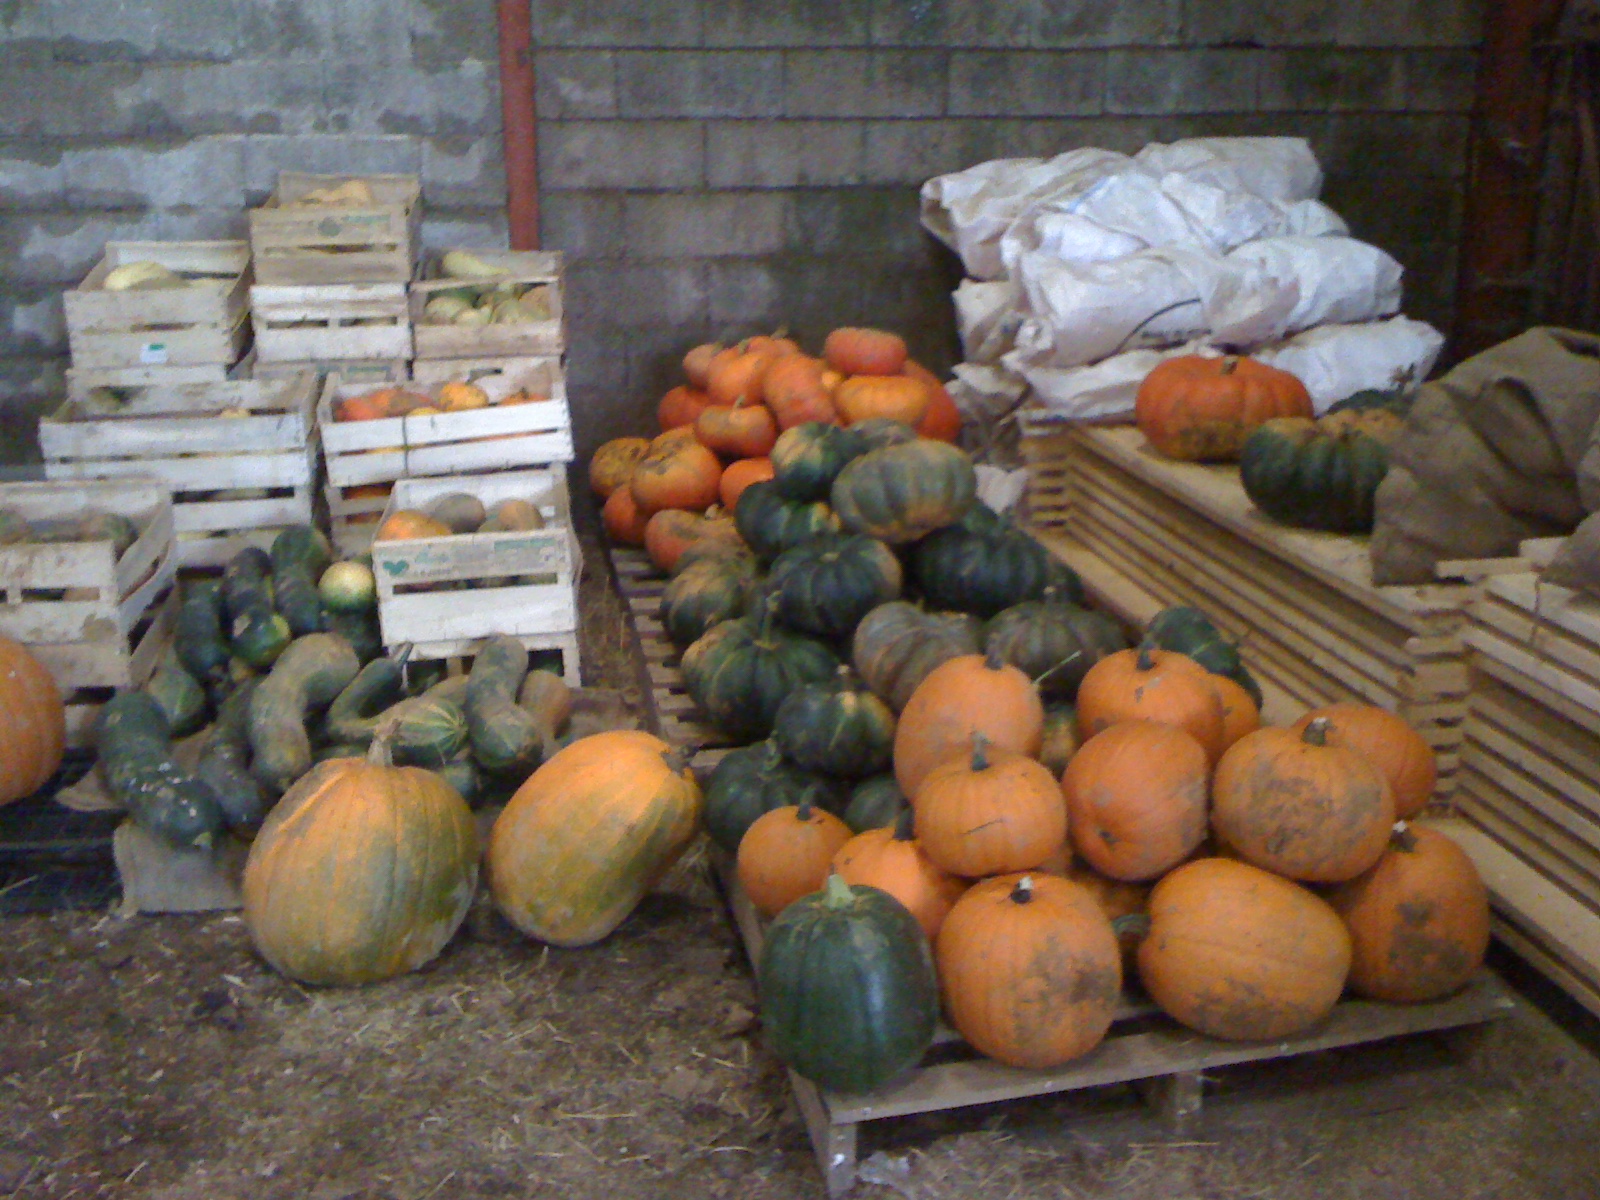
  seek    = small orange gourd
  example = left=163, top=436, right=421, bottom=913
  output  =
left=374, top=510, right=453, bottom=542
left=0, top=637, right=65, bottom=806
left=831, top=809, right=967, bottom=941
left=1075, top=640, right=1226, bottom=765
left=737, top=800, right=853, bottom=918
left=1291, top=703, right=1436, bottom=819
left=914, top=735, right=1066, bottom=877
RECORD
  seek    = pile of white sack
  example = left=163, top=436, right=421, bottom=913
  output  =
left=921, top=137, right=1445, bottom=429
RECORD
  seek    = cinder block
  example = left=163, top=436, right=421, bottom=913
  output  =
left=1105, top=49, right=1260, bottom=116
left=708, top=256, right=866, bottom=346
left=563, top=330, right=640, bottom=451
left=534, top=51, right=618, bottom=120
left=125, top=62, right=328, bottom=137
left=156, top=208, right=248, bottom=241
left=530, top=0, right=701, bottom=48
left=625, top=324, right=715, bottom=420
left=785, top=50, right=948, bottom=119
left=1032, top=0, right=1182, bottom=47
left=1321, top=168, right=1465, bottom=246
left=324, top=61, right=500, bottom=139
left=567, top=260, right=708, bottom=328
left=63, top=136, right=244, bottom=210
left=539, top=121, right=703, bottom=190
left=0, top=65, right=141, bottom=137
left=860, top=119, right=1034, bottom=185
left=785, top=188, right=927, bottom=258
left=422, top=136, right=507, bottom=208
left=1257, top=50, right=1406, bottom=112
left=412, top=0, right=501, bottom=68
left=869, top=1, right=1034, bottom=48
left=616, top=51, right=784, bottom=119
left=0, top=284, right=65, bottom=356
left=704, top=260, right=785, bottom=329
left=419, top=208, right=510, bottom=253
left=707, top=121, right=866, bottom=188
left=241, top=135, right=421, bottom=201
left=1313, top=112, right=1470, bottom=179
left=948, top=50, right=1105, bottom=117
left=623, top=192, right=790, bottom=258
left=1018, top=116, right=1165, bottom=158
left=48, top=0, right=242, bottom=62
left=1406, top=49, right=1479, bottom=112
left=704, top=0, right=874, bottom=47
left=541, top=192, right=627, bottom=258
left=1335, top=1, right=1483, bottom=48
left=1183, top=1, right=1340, bottom=47
left=0, top=143, right=66, bottom=210
left=0, top=210, right=164, bottom=285
left=0, top=354, right=63, bottom=464
left=0, top=2, right=56, bottom=65
left=291, top=2, right=413, bottom=64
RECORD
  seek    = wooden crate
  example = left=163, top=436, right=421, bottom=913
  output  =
left=410, top=249, right=565, bottom=361
left=251, top=356, right=409, bottom=386
left=370, top=468, right=580, bottom=682
left=0, top=479, right=178, bottom=746
left=63, top=241, right=251, bottom=371
left=319, top=357, right=572, bottom=491
left=66, top=362, right=230, bottom=392
left=37, top=372, right=322, bottom=571
left=249, top=281, right=412, bottom=364
left=324, top=481, right=394, bottom=557
left=248, top=172, right=420, bottom=286
left=409, top=355, right=556, bottom=386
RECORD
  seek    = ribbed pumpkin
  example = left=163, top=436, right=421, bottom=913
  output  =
left=758, top=873, right=938, bottom=1094
left=983, top=591, right=1127, bottom=698
left=1075, top=642, right=1227, bottom=765
left=703, top=739, right=842, bottom=855
left=706, top=339, right=779, bottom=406
left=719, top=457, right=775, bottom=510
left=0, top=637, right=65, bottom=806
left=657, top=384, right=713, bottom=431
left=672, top=535, right=756, bottom=578
left=1135, top=354, right=1313, bottom=462
left=660, top=556, right=754, bottom=648
left=936, top=873, right=1121, bottom=1068
left=912, top=520, right=1081, bottom=619
left=824, top=327, right=908, bottom=376
left=835, top=375, right=930, bottom=427
left=487, top=731, right=702, bottom=946
left=1328, top=825, right=1489, bottom=1003
left=695, top=397, right=779, bottom=459
left=1291, top=703, right=1437, bottom=819
left=1212, top=718, right=1396, bottom=883
left=833, top=809, right=967, bottom=941
left=915, top=736, right=1065, bottom=876
left=852, top=601, right=982, bottom=713
left=643, top=508, right=710, bottom=575
left=588, top=436, right=650, bottom=498
left=601, top=484, right=650, bottom=546
left=842, top=772, right=910, bottom=833
left=1061, top=721, right=1210, bottom=882
left=1138, top=858, right=1351, bottom=1041
left=761, top=355, right=838, bottom=430
left=681, top=598, right=839, bottom=740
left=242, top=740, right=479, bottom=985
left=1240, top=410, right=1401, bottom=534
left=630, top=441, right=722, bottom=515
left=682, top=342, right=719, bottom=390
left=774, top=667, right=897, bottom=778
left=769, top=422, right=864, bottom=502
left=1144, top=604, right=1262, bottom=708
left=831, top=440, right=977, bottom=544
left=894, top=651, right=1044, bottom=797
left=768, top=534, right=903, bottom=640
left=737, top=799, right=854, bottom=917
left=906, top=361, right=962, bottom=442
left=734, top=480, right=842, bottom=561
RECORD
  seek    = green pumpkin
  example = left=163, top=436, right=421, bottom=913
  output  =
left=773, top=667, right=897, bottom=778
left=983, top=591, right=1128, bottom=699
left=758, top=873, right=939, bottom=1094
left=661, top=556, right=756, bottom=647
left=851, top=601, right=983, bottom=712
left=1325, top=386, right=1413, bottom=416
left=671, top=538, right=756, bottom=578
left=379, top=694, right=469, bottom=767
left=911, top=518, right=1081, bottom=618
left=842, top=773, right=909, bottom=833
left=770, top=422, right=865, bottom=502
left=848, top=418, right=920, bottom=452
left=831, top=440, right=976, bottom=544
left=768, top=533, right=903, bottom=641
left=1239, top=413, right=1399, bottom=534
left=1144, top=605, right=1262, bottom=708
left=735, top=480, right=842, bottom=561
left=681, top=598, right=840, bottom=740
left=703, top=740, right=842, bottom=854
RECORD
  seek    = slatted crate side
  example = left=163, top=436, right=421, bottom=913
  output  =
left=248, top=172, right=420, bottom=286
left=39, top=586, right=178, bottom=749
left=1018, top=422, right=1076, bottom=532
left=325, top=481, right=393, bottom=557
left=66, top=362, right=230, bottom=391
left=410, top=249, right=566, bottom=360
left=63, top=241, right=250, bottom=334
left=249, top=281, right=413, bottom=363
left=251, top=357, right=409, bottom=385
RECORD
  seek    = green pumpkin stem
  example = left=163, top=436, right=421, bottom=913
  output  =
left=971, top=731, right=991, bottom=772
left=1010, top=875, right=1035, bottom=905
left=892, top=807, right=916, bottom=842
left=367, top=724, right=395, bottom=767
left=1392, top=821, right=1418, bottom=852
left=796, top=796, right=815, bottom=822
left=1135, top=637, right=1158, bottom=672
left=822, top=870, right=853, bottom=908
left=1112, top=912, right=1152, bottom=940
left=983, top=647, right=1006, bottom=672
left=1301, top=716, right=1331, bottom=747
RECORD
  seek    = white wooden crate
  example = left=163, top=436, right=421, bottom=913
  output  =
left=252, top=356, right=409, bottom=386
left=248, top=172, right=420, bottom=286
left=64, top=241, right=251, bottom=371
left=371, top=468, right=580, bottom=683
left=324, top=480, right=394, bottom=557
left=38, top=372, right=323, bottom=571
left=409, top=249, right=565, bottom=360
left=0, top=478, right=178, bottom=746
left=66, top=362, right=231, bottom=392
left=250, top=281, right=412, bottom=364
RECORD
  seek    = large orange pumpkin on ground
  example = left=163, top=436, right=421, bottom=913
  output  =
left=0, top=637, right=65, bottom=806
left=1135, top=354, right=1312, bottom=462
left=893, top=651, right=1043, bottom=798
left=1291, top=703, right=1437, bottom=819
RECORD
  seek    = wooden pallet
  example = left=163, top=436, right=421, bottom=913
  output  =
left=248, top=172, right=419, bottom=286
left=410, top=249, right=565, bottom=361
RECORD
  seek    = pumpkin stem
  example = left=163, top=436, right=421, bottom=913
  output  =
left=892, top=807, right=916, bottom=842
left=983, top=647, right=1006, bottom=672
left=367, top=724, right=396, bottom=768
left=1220, top=356, right=1239, bottom=376
left=663, top=745, right=694, bottom=775
left=1009, top=875, right=1035, bottom=905
left=796, top=796, right=814, bottom=822
left=1392, top=821, right=1419, bottom=852
left=1112, top=912, right=1152, bottom=940
left=970, top=732, right=991, bottom=772
left=822, top=870, right=853, bottom=909
left=1135, top=637, right=1158, bottom=672
left=1301, top=716, right=1331, bottom=747
left=1032, top=649, right=1084, bottom=688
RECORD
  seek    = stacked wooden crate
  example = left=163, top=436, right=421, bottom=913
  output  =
left=1021, top=414, right=1474, bottom=801
left=63, top=241, right=251, bottom=391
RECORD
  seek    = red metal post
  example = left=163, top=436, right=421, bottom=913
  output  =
left=497, top=0, right=540, bottom=250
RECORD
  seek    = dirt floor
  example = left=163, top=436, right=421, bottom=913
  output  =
left=3, top=510, right=1600, bottom=1200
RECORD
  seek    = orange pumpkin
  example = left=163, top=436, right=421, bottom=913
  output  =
left=0, top=637, right=65, bottom=806
left=706, top=340, right=778, bottom=406
left=936, top=873, right=1121, bottom=1068
left=683, top=341, right=721, bottom=390
left=1291, top=703, right=1437, bottom=819
left=831, top=809, right=968, bottom=941
left=435, top=381, right=488, bottom=412
left=658, top=385, right=714, bottom=432
left=588, top=436, right=651, bottom=498
left=905, top=360, right=962, bottom=442
left=601, top=485, right=650, bottom=546
left=643, top=509, right=709, bottom=574
left=893, top=651, right=1044, bottom=798
left=630, top=442, right=723, bottom=515
left=718, top=457, right=775, bottom=510
left=1061, top=720, right=1209, bottom=882
left=1135, top=354, right=1313, bottom=462
left=737, top=800, right=853, bottom=918
left=1213, top=674, right=1261, bottom=755
left=336, top=388, right=393, bottom=422
left=1064, top=859, right=1149, bottom=971
left=1212, top=718, right=1396, bottom=883
left=824, top=327, right=908, bottom=376
left=374, top=510, right=453, bottom=542
left=915, top=735, right=1066, bottom=877
left=1075, top=642, right=1226, bottom=765
left=761, top=354, right=839, bottom=429
left=834, top=375, right=931, bottom=427
left=650, top=424, right=701, bottom=454
left=695, top=397, right=779, bottom=459
left=1328, top=824, right=1489, bottom=1003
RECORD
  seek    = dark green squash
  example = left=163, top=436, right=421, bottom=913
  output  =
left=434, top=749, right=482, bottom=806
left=851, top=601, right=983, bottom=713
left=703, top=739, right=843, bottom=854
left=174, top=580, right=232, bottom=692
left=773, top=667, right=897, bottom=778
left=768, top=534, right=903, bottom=641
left=983, top=590, right=1127, bottom=699
left=661, top=556, right=756, bottom=647
left=195, top=678, right=273, bottom=834
left=848, top=417, right=919, bottom=452
left=324, top=656, right=407, bottom=747
left=830, top=440, right=976, bottom=544
left=326, top=608, right=382, bottom=664
left=757, top=873, right=939, bottom=1094
left=681, top=597, right=839, bottom=740
left=143, top=648, right=208, bottom=736
left=97, top=692, right=224, bottom=849
left=464, top=637, right=541, bottom=775
left=769, top=422, right=866, bottom=502
left=1145, top=604, right=1262, bottom=708
left=911, top=518, right=1081, bottom=618
left=224, top=547, right=292, bottom=669
left=1239, top=413, right=1400, bottom=534
left=842, top=773, right=909, bottom=833
left=247, top=633, right=362, bottom=793
left=735, top=480, right=841, bottom=561
left=270, top=525, right=332, bottom=637
left=375, top=694, right=469, bottom=768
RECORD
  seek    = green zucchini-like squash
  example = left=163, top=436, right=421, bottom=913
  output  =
left=1145, top=605, right=1263, bottom=708
left=97, top=692, right=224, bottom=849
left=375, top=694, right=469, bottom=767
left=983, top=590, right=1128, bottom=699
left=174, top=580, right=233, bottom=693
left=434, top=748, right=482, bottom=806
left=661, top=555, right=756, bottom=648
left=773, top=667, right=897, bottom=778
left=830, top=440, right=976, bottom=544
left=224, top=547, right=292, bottom=669
left=143, top=647, right=209, bottom=736
left=464, top=636, right=541, bottom=775
left=851, top=601, right=983, bottom=712
left=768, top=533, right=903, bottom=641
left=842, top=773, right=909, bottom=833
left=1239, top=413, right=1400, bottom=534
left=681, top=597, right=839, bottom=740
left=323, top=656, right=407, bottom=747
left=703, top=739, right=843, bottom=855
left=319, top=560, right=377, bottom=614
left=735, top=480, right=841, bottom=561
left=911, top=518, right=1080, bottom=618
left=325, top=608, right=382, bottom=664
left=270, top=526, right=332, bottom=637
left=194, top=678, right=273, bottom=834
left=769, top=422, right=865, bottom=502
left=247, top=633, right=362, bottom=793
left=758, top=873, right=939, bottom=1094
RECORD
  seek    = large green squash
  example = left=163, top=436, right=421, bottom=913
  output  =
left=842, top=773, right=909, bottom=833
left=681, top=598, right=840, bottom=740
left=769, top=422, right=865, bottom=501
left=773, top=667, right=897, bottom=778
left=851, top=601, right=983, bottom=712
left=768, top=534, right=903, bottom=641
left=758, top=873, right=939, bottom=1094
left=831, top=440, right=977, bottom=544
left=1145, top=605, right=1262, bottom=708
left=661, top=555, right=756, bottom=647
left=912, top=518, right=1081, bottom=618
left=983, top=591, right=1127, bottom=699
left=1239, top=412, right=1401, bottom=534
left=735, top=480, right=841, bottom=560
left=703, top=739, right=842, bottom=854
left=247, top=633, right=362, bottom=794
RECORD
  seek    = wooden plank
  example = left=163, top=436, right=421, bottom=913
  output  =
left=64, top=241, right=249, bottom=342
left=1454, top=779, right=1600, bottom=917
left=1469, top=673, right=1600, bottom=795
left=1484, top=572, right=1600, bottom=651
left=1472, top=591, right=1600, bottom=687
left=1465, top=712, right=1600, bottom=825
left=1466, top=626, right=1600, bottom=739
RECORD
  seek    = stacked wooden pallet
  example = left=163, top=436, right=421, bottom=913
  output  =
left=1023, top=418, right=1473, bottom=800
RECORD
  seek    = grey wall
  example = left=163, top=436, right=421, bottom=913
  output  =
left=0, top=1, right=1482, bottom=462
